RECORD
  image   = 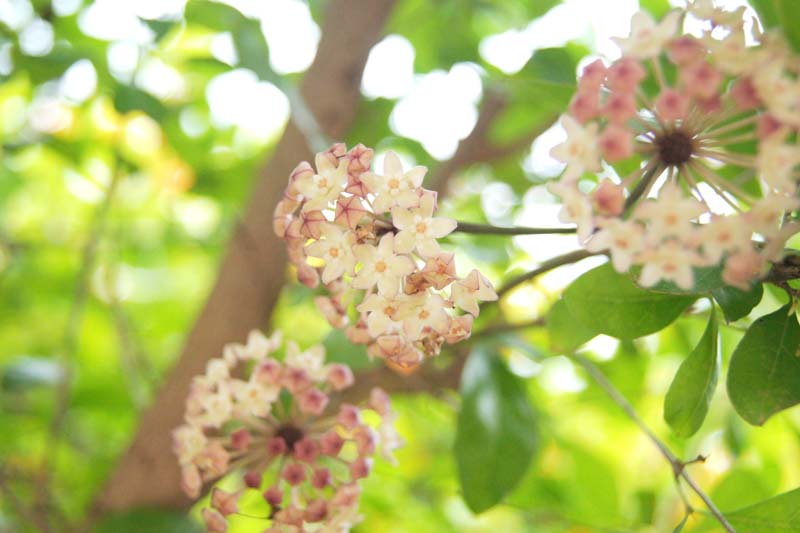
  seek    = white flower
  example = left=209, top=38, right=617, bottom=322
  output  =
left=585, top=219, right=644, bottom=272
left=550, top=115, right=601, bottom=181
left=285, top=340, right=327, bottom=380
left=231, top=378, right=279, bottom=418
left=638, top=241, right=698, bottom=289
left=450, top=269, right=498, bottom=317
left=548, top=181, right=595, bottom=242
left=697, top=215, right=752, bottom=264
left=635, top=183, right=704, bottom=241
left=361, top=151, right=426, bottom=213
left=757, top=137, right=800, bottom=194
left=399, top=292, right=451, bottom=341
left=294, top=153, right=349, bottom=212
left=353, top=233, right=415, bottom=296
left=612, top=10, right=682, bottom=58
left=391, top=193, right=457, bottom=257
left=305, top=224, right=357, bottom=283
left=357, top=294, right=404, bottom=338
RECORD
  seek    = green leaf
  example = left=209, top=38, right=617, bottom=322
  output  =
left=639, top=0, right=673, bottom=18
left=113, top=84, right=168, bottom=120
left=233, top=19, right=275, bottom=82
left=184, top=0, right=246, bottom=31
left=644, top=264, right=725, bottom=294
left=547, top=298, right=597, bottom=353
left=455, top=347, right=538, bottom=513
left=522, top=47, right=579, bottom=86
left=750, top=0, right=800, bottom=53
left=664, top=312, right=719, bottom=437
left=712, top=283, right=763, bottom=322
left=727, top=305, right=800, bottom=425
left=564, top=263, right=697, bottom=340
left=92, top=508, right=203, bottom=533
left=725, top=488, right=800, bottom=532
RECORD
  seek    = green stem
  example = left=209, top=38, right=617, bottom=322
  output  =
left=453, top=221, right=577, bottom=236
left=571, top=355, right=736, bottom=533
left=497, top=249, right=597, bottom=297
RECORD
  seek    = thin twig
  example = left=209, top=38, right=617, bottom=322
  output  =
left=497, top=249, right=598, bottom=297
left=40, top=172, right=121, bottom=516
left=453, top=221, right=577, bottom=236
left=0, top=469, right=51, bottom=533
left=571, top=355, right=736, bottom=533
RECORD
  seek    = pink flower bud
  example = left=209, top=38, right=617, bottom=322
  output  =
left=298, top=388, right=329, bottom=416
left=603, top=92, right=637, bottom=124
left=326, top=364, right=354, bottom=391
left=667, top=35, right=704, bottom=65
left=243, top=470, right=262, bottom=489
left=180, top=465, right=202, bottom=499
left=730, top=77, right=760, bottom=110
left=211, top=488, right=239, bottom=517
left=569, top=88, right=600, bottom=123
left=312, top=467, right=332, bottom=489
left=293, top=437, right=320, bottom=462
left=578, top=59, right=607, bottom=88
left=283, top=367, right=312, bottom=393
left=353, top=426, right=377, bottom=456
left=202, top=508, right=228, bottom=533
left=368, top=388, right=392, bottom=416
left=337, top=404, right=361, bottom=429
left=305, top=499, right=328, bottom=522
left=681, top=61, right=722, bottom=99
left=655, top=88, right=689, bottom=121
left=349, top=457, right=372, bottom=480
left=296, top=263, right=320, bottom=289
left=320, top=431, right=345, bottom=456
left=266, top=436, right=288, bottom=457
left=263, top=485, right=284, bottom=507
left=598, top=125, right=634, bottom=162
left=723, top=251, right=765, bottom=290
left=592, top=179, right=626, bottom=217
left=281, top=462, right=307, bottom=486
left=230, top=428, right=251, bottom=451
left=607, top=57, right=646, bottom=91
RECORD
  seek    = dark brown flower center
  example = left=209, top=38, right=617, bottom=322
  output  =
left=655, top=130, right=695, bottom=167
left=276, top=424, right=304, bottom=451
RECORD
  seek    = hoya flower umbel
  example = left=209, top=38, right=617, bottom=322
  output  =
left=173, top=330, right=400, bottom=533
left=550, top=1, right=800, bottom=290
left=274, top=144, right=497, bottom=367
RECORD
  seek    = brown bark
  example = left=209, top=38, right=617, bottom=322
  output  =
left=94, top=0, right=395, bottom=512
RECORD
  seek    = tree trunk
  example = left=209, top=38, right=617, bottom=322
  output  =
left=94, top=0, right=396, bottom=512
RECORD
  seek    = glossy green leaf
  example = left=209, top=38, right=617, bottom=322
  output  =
left=644, top=264, right=725, bottom=294
left=455, top=347, right=537, bottom=513
left=749, top=0, right=800, bottom=53
left=727, top=305, right=800, bottom=425
left=564, top=263, right=697, bottom=339
left=712, top=283, right=763, bottom=322
left=547, top=298, right=597, bottom=353
left=664, top=312, right=719, bottom=437
left=725, top=488, right=800, bottom=532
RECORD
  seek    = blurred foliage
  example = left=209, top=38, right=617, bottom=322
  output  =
left=0, top=0, right=798, bottom=532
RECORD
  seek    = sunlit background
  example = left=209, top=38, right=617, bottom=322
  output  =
left=1, top=0, right=797, bottom=532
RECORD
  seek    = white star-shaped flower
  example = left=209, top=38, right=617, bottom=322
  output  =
left=361, top=151, right=426, bottom=213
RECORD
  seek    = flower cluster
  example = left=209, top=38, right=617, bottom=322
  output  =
left=274, top=143, right=497, bottom=367
left=173, top=330, right=401, bottom=533
left=550, top=0, right=800, bottom=290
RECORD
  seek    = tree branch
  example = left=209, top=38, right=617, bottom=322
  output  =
left=426, top=89, right=557, bottom=194
left=497, top=249, right=598, bottom=298
left=453, top=221, right=576, bottom=236
left=93, top=0, right=397, bottom=513
left=571, top=355, right=736, bottom=533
